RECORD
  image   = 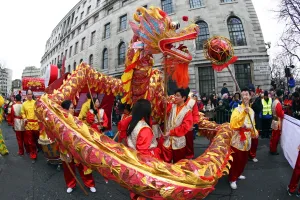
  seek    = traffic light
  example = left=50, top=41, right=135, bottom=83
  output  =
left=285, top=67, right=291, bottom=77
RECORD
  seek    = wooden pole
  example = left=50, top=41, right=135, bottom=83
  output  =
left=163, top=55, right=168, bottom=135
left=227, top=67, right=255, bottom=131
left=65, top=161, right=89, bottom=196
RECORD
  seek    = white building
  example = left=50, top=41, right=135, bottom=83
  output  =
left=40, top=0, right=269, bottom=96
left=0, top=68, right=12, bottom=96
left=22, top=66, right=41, bottom=78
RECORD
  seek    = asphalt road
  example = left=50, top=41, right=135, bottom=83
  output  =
left=0, top=121, right=297, bottom=200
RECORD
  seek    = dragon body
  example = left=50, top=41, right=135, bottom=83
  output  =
left=36, top=7, right=234, bottom=199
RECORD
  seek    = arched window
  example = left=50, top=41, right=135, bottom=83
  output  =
left=102, top=48, right=108, bottom=69
left=73, top=62, right=76, bottom=71
left=227, top=17, right=247, bottom=46
left=89, top=54, right=93, bottom=66
left=118, top=42, right=126, bottom=65
left=79, top=59, right=83, bottom=64
left=196, top=21, right=209, bottom=50
left=68, top=65, right=71, bottom=72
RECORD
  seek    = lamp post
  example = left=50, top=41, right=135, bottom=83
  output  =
left=285, top=65, right=295, bottom=93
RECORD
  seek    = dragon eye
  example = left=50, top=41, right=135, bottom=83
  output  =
left=170, top=21, right=180, bottom=30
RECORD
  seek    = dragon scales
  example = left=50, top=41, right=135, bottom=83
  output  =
left=35, top=7, right=234, bottom=200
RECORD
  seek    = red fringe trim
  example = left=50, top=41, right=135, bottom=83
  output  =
left=212, top=56, right=238, bottom=72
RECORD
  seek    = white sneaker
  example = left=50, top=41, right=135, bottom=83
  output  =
left=238, top=175, right=246, bottom=180
left=252, top=158, right=258, bottom=162
left=90, top=187, right=96, bottom=193
left=66, top=187, right=73, bottom=193
left=230, top=181, right=237, bottom=189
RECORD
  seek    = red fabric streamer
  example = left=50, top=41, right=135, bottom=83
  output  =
left=212, top=56, right=238, bottom=72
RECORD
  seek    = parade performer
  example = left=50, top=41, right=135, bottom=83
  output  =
left=269, top=90, right=284, bottom=155
left=126, top=99, right=161, bottom=200
left=78, top=93, right=91, bottom=122
left=117, top=104, right=132, bottom=144
left=11, top=94, right=26, bottom=155
left=60, top=100, right=96, bottom=193
left=21, top=90, right=39, bottom=163
left=249, top=88, right=262, bottom=162
left=6, top=95, right=15, bottom=126
left=229, top=88, right=258, bottom=190
left=184, top=87, right=199, bottom=159
left=162, top=89, right=193, bottom=163
left=287, top=145, right=300, bottom=197
left=0, top=95, right=9, bottom=155
left=86, top=98, right=108, bottom=132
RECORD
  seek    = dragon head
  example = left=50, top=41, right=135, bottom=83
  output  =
left=130, top=6, right=199, bottom=63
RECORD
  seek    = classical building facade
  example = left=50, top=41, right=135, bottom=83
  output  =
left=0, top=68, right=12, bottom=96
left=12, top=79, right=22, bottom=94
left=40, top=0, right=269, bottom=96
left=22, top=66, right=41, bottom=78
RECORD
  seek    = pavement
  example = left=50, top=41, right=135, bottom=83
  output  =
left=0, top=121, right=297, bottom=200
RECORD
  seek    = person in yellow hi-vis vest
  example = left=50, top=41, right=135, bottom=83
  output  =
left=261, top=91, right=272, bottom=138
left=78, top=93, right=91, bottom=123
left=21, top=90, right=39, bottom=163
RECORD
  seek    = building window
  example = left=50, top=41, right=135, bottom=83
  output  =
left=68, top=65, right=71, bottom=72
left=107, top=7, right=113, bottom=15
left=94, top=14, right=99, bottom=23
left=234, top=64, right=252, bottom=89
left=65, top=49, right=68, bottom=58
left=161, top=0, right=173, bottom=14
left=104, top=23, right=110, bottom=39
left=221, top=0, right=236, bottom=3
left=97, top=0, right=100, bottom=7
left=122, top=0, right=128, bottom=6
left=74, top=17, right=78, bottom=25
left=83, top=1, right=86, bottom=7
left=75, top=42, right=79, bottom=54
left=190, top=0, right=204, bottom=8
left=227, top=17, right=247, bottom=46
left=91, top=31, right=96, bottom=46
left=80, top=59, right=83, bottom=63
left=80, top=12, right=84, bottom=20
left=89, top=54, right=93, bottom=66
left=118, top=42, right=126, bottom=65
left=198, top=66, right=215, bottom=96
left=87, top=6, right=91, bottom=15
left=196, top=21, right=209, bottom=50
left=84, top=22, right=88, bottom=29
left=102, top=48, right=108, bottom=69
left=81, top=37, right=85, bottom=51
left=74, top=62, right=77, bottom=71
left=119, top=15, right=127, bottom=31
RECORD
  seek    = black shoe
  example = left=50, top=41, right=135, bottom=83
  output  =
left=287, top=186, right=293, bottom=196
left=269, top=151, right=279, bottom=155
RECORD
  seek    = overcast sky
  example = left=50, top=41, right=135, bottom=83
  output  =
left=0, top=0, right=283, bottom=80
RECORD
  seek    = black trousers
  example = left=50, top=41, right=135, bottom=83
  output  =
left=261, top=118, right=272, bottom=138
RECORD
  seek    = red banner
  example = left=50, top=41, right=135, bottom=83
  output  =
left=22, top=77, right=45, bottom=91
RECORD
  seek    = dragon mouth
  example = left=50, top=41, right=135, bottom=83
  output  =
left=159, top=32, right=198, bottom=62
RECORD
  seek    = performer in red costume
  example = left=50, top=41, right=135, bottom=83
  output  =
left=269, top=90, right=284, bottom=155
left=117, top=104, right=132, bottom=144
left=6, top=95, right=15, bottom=126
left=86, top=98, right=108, bottom=132
left=229, top=88, right=258, bottom=190
left=287, top=145, right=300, bottom=197
left=126, top=99, right=161, bottom=200
left=11, top=94, right=27, bottom=155
left=184, top=87, right=200, bottom=159
left=60, top=100, right=96, bottom=194
left=162, top=88, right=193, bottom=163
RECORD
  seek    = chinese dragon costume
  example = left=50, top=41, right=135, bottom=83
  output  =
left=35, top=7, right=233, bottom=200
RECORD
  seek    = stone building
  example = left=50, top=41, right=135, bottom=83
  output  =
left=40, top=0, right=269, bottom=96
left=21, top=66, right=41, bottom=78
left=0, top=68, right=12, bottom=96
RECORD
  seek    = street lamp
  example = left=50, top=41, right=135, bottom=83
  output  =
left=285, top=65, right=295, bottom=93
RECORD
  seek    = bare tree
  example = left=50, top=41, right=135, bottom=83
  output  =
left=278, top=0, right=300, bottom=62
